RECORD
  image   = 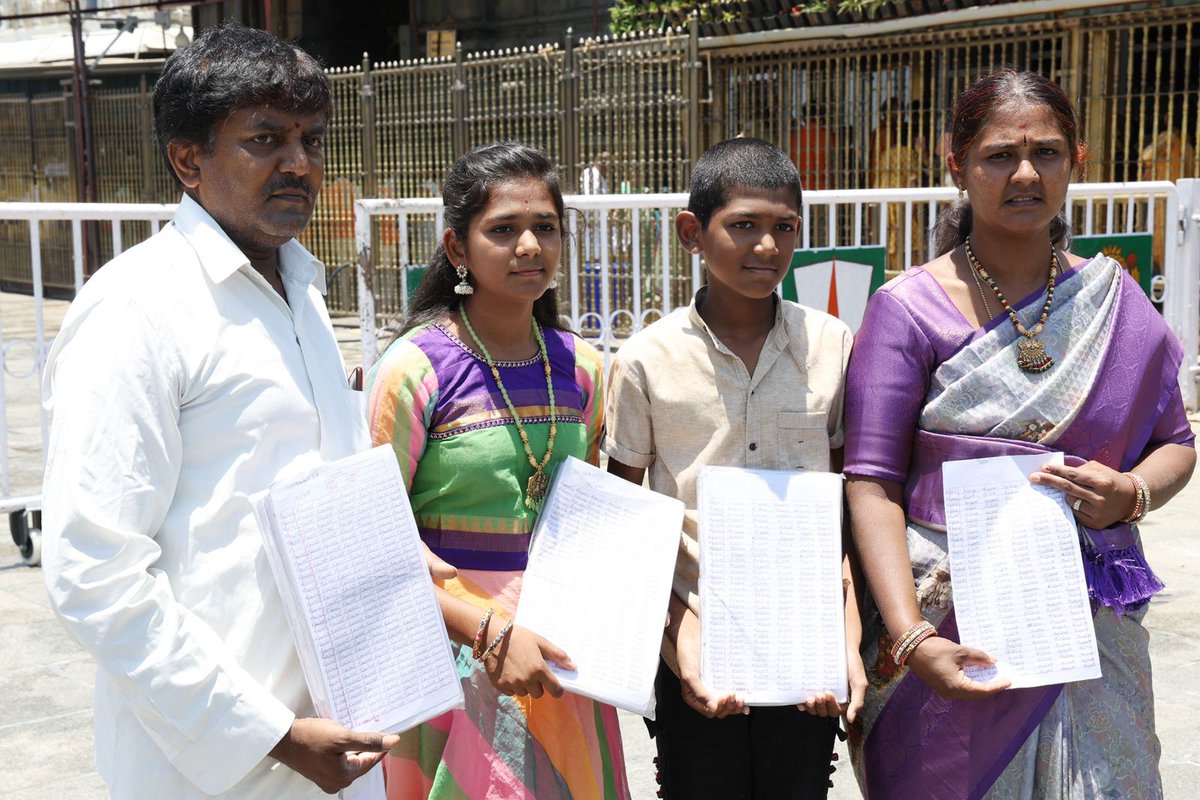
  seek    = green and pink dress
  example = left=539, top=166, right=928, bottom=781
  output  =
left=366, top=320, right=630, bottom=800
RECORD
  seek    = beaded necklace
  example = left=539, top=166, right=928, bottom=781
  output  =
left=964, top=236, right=1060, bottom=373
left=459, top=304, right=558, bottom=511
left=966, top=258, right=996, bottom=321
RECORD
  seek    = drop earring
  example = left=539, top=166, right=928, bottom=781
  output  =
left=957, top=186, right=966, bottom=201
left=454, top=263, right=474, bottom=295
left=547, top=273, right=559, bottom=290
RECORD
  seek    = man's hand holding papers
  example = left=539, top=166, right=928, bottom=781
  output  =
left=269, top=718, right=400, bottom=794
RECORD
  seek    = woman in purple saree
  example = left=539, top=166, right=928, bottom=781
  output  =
left=844, top=71, right=1196, bottom=799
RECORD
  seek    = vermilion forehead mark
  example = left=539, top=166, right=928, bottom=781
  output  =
left=294, top=122, right=301, bottom=129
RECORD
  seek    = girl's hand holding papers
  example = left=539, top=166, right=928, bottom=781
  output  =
left=485, top=622, right=575, bottom=700
left=844, top=647, right=867, bottom=724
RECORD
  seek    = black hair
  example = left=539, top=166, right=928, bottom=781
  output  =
left=687, top=137, right=803, bottom=228
left=933, top=69, right=1085, bottom=255
left=153, top=22, right=332, bottom=185
left=398, top=142, right=568, bottom=336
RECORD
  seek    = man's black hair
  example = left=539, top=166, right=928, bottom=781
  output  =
left=687, top=137, right=802, bottom=228
left=153, top=22, right=332, bottom=184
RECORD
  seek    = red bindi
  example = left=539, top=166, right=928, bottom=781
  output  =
left=294, top=122, right=300, bottom=129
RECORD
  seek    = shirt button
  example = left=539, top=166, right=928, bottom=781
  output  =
left=748, top=442, right=758, bottom=451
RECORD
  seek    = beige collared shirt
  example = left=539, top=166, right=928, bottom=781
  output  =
left=604, top=290, right=853, bottom=615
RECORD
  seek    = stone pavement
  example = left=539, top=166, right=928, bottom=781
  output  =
left=1, top=289, right=1197, bottom=798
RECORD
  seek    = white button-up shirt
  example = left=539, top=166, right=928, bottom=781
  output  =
left=41, top=195, right=369, bottom=798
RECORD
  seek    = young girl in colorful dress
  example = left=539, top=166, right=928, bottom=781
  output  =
left=365, top=142, right=630, bottom=800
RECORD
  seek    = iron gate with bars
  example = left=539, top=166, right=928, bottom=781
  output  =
left=0, top=4, right=1196, bottom=314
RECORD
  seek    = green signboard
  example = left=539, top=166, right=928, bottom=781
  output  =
left=782, top=246, right=887, bottom=332
left=1072, top=233, right=1154, bottom=297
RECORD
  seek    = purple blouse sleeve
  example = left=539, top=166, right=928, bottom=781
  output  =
left=844, top=288, right=937, bottom=483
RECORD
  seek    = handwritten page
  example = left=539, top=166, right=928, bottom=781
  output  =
left=515, top=456, right=683, bottom=718
left=698, top=467, right=847, bottom=705
left=253, top=445, right=463, bottom=733
left=943, top=452, right=1101, bottom=689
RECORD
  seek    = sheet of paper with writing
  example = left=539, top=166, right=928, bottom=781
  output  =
left=514, top=456, right=683, bottom=718
left=698, top=467, right=847, bottom=705
left=943, top=452, right=1101, bottom=689
left=252, top=445, right=463, bottom=733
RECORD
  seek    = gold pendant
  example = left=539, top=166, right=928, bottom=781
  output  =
left=525, top=470, right=549, bottom=511
left=1016, top=336, right=1053, bottom=373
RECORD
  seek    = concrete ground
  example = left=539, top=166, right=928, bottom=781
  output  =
left=1, top=289, right=1197, bottom=798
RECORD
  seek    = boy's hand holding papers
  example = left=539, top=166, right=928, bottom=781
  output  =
left=698, top=467, right=849, bottom=706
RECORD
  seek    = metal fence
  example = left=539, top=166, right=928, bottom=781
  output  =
left=0, top=179, right=1196, bottom=528
left=1, top=4, right=1197, bottom=310
left=352, top=181, right=1199, bottom=415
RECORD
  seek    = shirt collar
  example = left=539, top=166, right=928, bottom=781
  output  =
left=686, top=286, right=788, bottom=350
left=171, top=193, right=327, bottom=294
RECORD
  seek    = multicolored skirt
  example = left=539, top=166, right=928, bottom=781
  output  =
left=384, top=569, right=631, bottom=800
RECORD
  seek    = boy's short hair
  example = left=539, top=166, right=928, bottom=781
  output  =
left=687, top=137, right=802, bottom=228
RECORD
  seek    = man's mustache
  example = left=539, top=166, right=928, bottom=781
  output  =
left=265, top=177, right=314, bottom=200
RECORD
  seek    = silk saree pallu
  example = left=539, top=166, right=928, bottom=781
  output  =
left=852, top=257, right=1186, bottom=800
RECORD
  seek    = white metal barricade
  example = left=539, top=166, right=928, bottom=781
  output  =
left=1, top=184, right=1195, bottom=563
left=1172, top=179, right=1200, bottom=414
left=355, top=182, right=1196, bottom=411
left=0, top=202, right=176, bottom=563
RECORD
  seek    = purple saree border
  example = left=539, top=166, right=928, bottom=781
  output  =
left=864, top=612, right=1065, bottom=800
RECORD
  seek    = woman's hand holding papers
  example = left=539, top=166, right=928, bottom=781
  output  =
left=905, top=636, right=1011, bottom=700
left=485, top=622, right=575, bottom=700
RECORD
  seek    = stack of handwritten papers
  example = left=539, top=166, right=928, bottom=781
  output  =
left=252, top=445, right=463, bottom=733
left=698, top=467, right=848, bottom=705
left=944, top=452, right=1101, bottom=689
left=515, top=456, right=684, bottom=718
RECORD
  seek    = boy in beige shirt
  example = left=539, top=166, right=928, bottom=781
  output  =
left=605, top=137, right=866, bottom=799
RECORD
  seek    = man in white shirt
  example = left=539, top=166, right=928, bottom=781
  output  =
left=41, top=24, right=397, bottom=798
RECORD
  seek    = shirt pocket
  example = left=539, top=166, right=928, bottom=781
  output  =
left=776, top=411, right=831, bottom=472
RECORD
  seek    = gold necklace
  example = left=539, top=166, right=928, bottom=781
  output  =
left=966, top=259, right=996, bottom=322
left=459, top=305, right=557, bottom=511
left=964, top=236, right=1059, bottom=373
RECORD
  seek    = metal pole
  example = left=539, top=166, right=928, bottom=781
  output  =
left=354, top=200, right=378, bottom=371
left=561, top=28, right=578, bottom=192
left=68, top=0, right=95, bottom=204
left=452, top=42, right=468, bottom=158
left=25, top=97, right=38, bottom=202
left=684, top=12, right=700, bottom=187
left=140, top=73, right=154, bottom=201
left=360, top=53, right=378, bottom=198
